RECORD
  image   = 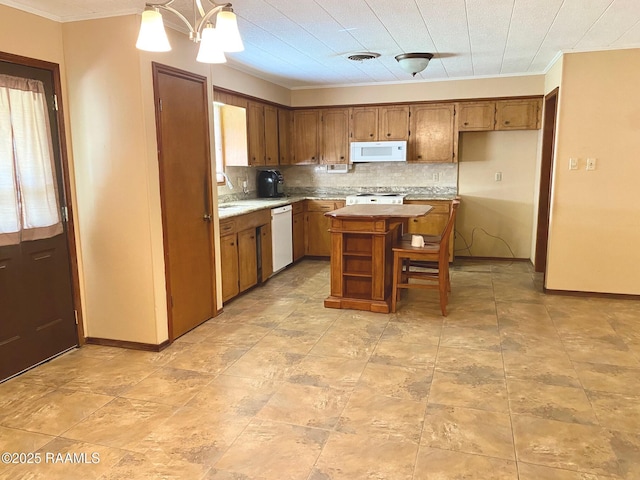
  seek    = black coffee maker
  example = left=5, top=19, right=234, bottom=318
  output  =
left=257, top=170, right=285, bottom=198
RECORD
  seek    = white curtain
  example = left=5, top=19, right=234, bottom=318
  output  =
left=0, top=74, right=62, bottom=247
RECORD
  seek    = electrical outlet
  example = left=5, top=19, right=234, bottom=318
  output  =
left=495, top=172, right=502, bottom=182
left=586, top=158, right=597, bottom=171
left=432, top=173, right=439, bottom=182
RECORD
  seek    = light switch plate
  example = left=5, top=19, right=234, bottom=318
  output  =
left=586, top=158, right=597, bottom=171
left=569, top=158, right=579, bottom=170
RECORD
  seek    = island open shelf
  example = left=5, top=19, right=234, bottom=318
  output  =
left=323, top=204, right=433, bottom=313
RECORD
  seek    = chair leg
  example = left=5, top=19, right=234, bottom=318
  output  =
left=439, top=259, right=449, bottom=316
left=391, top=252, right=401, bottom=313
left=439, top=276, right=448, bottom=316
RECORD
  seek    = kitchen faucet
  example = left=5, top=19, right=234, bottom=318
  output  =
left=217, top=171, right=234, bottom=189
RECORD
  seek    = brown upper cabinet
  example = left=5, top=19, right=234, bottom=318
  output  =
left=495, top=99, right=541, bottom=130
left=277, top=108, right=292, bottom=165
left=457, top=101, right=496, bottom=131
left=409, top=103, right=456, bottom=163
left=350, top=105, right=409, bottom=141
left=292, top=109, right=320, bottom=164
left=457, top=98, right=541, bottom=132
left=263, top=105, right=279, bottom=166
left=247, top=101, right=279, bottom=166
left=321, top=108, right=350, bottom=164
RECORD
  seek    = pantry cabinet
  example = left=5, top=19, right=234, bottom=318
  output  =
left=409, top=103, right=456, bottom=163
left=305, top=200, right=345, bottom=257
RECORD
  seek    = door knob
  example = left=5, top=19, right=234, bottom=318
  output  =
left=203, top=214, right=212, bottom=221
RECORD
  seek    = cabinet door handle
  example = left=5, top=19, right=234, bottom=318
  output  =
left=386, top=133, right=391, bottom=136
left=412, top=219, right=418, bottom=223
left=417, top=155, right=422, bottom=159
left=340, top=156, right=344, bottom=160
left=463, top=122, right=469, bottom=126
left=369, top=133, right=374, bottom=137
left=504, top=121, right=510, bottom=125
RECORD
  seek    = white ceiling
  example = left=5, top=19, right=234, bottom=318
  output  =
left=3, top=0, right=640, bottom=88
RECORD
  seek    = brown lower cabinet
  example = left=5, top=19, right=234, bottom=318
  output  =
left=305, top=200, right=345, bottom=256
left=222, top=199, right=456, bottom=303
left=291, top=201, right=305, bottom=261
left=220, top=209, right=271, bottom=303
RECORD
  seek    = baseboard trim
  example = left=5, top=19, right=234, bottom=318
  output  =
left=543, top=289, right=640, bottom=300
left=85, top=337, right=171, bottom=352
left=454, top=256, right=532, bottom=263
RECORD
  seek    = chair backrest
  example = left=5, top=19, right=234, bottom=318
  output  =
left=438, top=200, right=460, bottom=259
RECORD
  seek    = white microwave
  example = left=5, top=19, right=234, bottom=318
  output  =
left=350, top=141, right=407, bottom=163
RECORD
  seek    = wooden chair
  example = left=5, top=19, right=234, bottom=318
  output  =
left=391, top=200, right=460, bottom=315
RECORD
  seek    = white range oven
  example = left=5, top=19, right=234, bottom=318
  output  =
left=345, top=193, right=406, bottom=205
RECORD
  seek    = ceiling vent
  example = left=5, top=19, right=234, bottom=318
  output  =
left=346, top=52, right=381, bottom=62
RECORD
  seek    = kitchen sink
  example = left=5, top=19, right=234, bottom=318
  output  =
left=218, top=204, right=248, bottom=212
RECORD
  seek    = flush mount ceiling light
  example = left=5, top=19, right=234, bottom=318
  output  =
left=395, top=53, right=434, bottom=77
left=136, top=0, right=244, bottom=64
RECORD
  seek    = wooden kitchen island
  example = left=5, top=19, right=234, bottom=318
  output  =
left=323, top=204, right=433, bottom=313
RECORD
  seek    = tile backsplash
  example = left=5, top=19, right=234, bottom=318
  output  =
left=218, top=162, right=458, bottom=201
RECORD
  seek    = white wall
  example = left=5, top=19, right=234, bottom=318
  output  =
left=457, top=131, right=540, bottom=259
left=546, top=49, right=640, bottom=294
left=291, top=75, right=544, bottom=106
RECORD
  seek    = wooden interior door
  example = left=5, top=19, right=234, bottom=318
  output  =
left=535, top=88, right=559, bottom=275
left=0, top=56, right=79, bottom=381
left=153, top=63, right=216, bottom=340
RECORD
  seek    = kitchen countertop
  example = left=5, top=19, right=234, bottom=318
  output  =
left=325, top=204, right=433, bottom=219
left=217, top=193, right=456, bottom=219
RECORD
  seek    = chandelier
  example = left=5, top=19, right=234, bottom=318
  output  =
left=136, top=0, right=244, bottom=64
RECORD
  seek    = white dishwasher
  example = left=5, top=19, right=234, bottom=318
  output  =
left=271, top=205, right=293, bottom=273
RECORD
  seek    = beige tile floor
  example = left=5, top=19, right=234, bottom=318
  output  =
left=1, top=259, right=639, bottom=480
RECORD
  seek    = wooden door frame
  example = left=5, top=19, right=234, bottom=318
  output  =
left=534, top=87, right=559, bottom=276
left=151, top=62, right=217, bottom=341
left=0, top=51, right=84, bottom=345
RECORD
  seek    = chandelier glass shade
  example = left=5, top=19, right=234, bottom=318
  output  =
left=136, top=1, right=243, bottom=63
